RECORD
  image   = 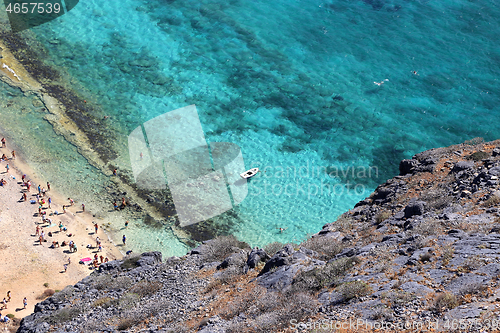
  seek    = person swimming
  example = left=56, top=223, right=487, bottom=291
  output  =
left=374, top=79, right=389, bottom=86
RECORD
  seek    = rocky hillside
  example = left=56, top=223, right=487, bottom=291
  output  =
left=16, top=139, right=500, bottom=332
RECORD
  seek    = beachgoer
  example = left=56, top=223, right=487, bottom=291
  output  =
left=38, top=185, right=41, bottom=194
left=98, top=244, right=102, bottom=252
left=73, top=244, right=77, bottom=252
left=23, top=297, right=27, bottom=309
left=374, top=79, right=389, bottom=86
left=95, top=236, right=100, bottom=248
left=81, top=203, right=85, bottom=212
left=113, top=169, right=117, bottom=176
left=23, top=192, right=27, bottom=201
left=126, top=250, right=133, bottom=255
left=113, top=201, right=118, bottom=210
left=121, top=197, right=126, bottom=207
left=5, top=164, right=8, bottom=173
left=48, top=197, right=51, bottom=208
left=63, top=205, right=66, bottom=213
left=125, top=221, right=129, bottom=228
left=100, top=255, right=104, bottom=263
left=94, top=254, right=98, bottom=261
left=1, top=154, right=6, bottom=161
left=1, top=138, right=5, bottom=147
left=104, top=257, right=109, bottom=262
left=6, top=291, right=10, bottom=302
left=2, top=298, right=6, bottom=309
left=122, top=235, right=126, bottom=245
left=39, top=236, right=43, bottom=245
left=42, top=188, right=46, bottom=196
left=36, top=225, right=40, bottom=236
left=63, top=264, right=68, bottom=272
left=10, top=150, right=15, bottom=159
left=47, top=182, right=50, bottom=191
left=94, top=223, right=98, bottom=234
left=140, top=152, right=143, bottom=159
left=68, top=198, right=74, bottom=206
left=68, top=257, right=71, bottom=265
left=59, top=222, right=63, bottom=232
left=22, top=174, right=26, bottom=182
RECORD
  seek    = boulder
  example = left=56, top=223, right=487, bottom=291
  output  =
left=404, top=201, right=425, bottom=218
left=246, top=248, right=270, bottom=270
left=137, top=251, right=162, bottom=266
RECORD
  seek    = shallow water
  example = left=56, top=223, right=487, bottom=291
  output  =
left=0, top=0, right=499, bottom=253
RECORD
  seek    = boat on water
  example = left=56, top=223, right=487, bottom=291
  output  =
left=240, top=168, right=259, bottom=179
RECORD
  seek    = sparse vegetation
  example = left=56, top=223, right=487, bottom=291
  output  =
left=291, top=257, right=361, bottom=293
left=128, top=281, right=162, bottom=297
left=92, top=297, right=118, bottom=309
left=458, top=281, right=489, bottom=297
left=203, top=235, right=250, bottom=262
left=36, top=289, right=55, bottom=300
left=43, top=282, right=49, bottom=288
left=263, top=242, right=284, bottom=257
left=468, top=151, right=489, bottom=161
left=92, top=275, right=133, bottom=291
left=117, top=316, right=139, bottom=331
left=375, top=211, right=391, bottom=224
left=433, top=292, right=458, bottom=312
left=120, top=255, right=141, bottom=269
left=301, top=236, right=345, bottom=261
left=441, top=244, right=454, bottom=266
left=463, top=137, right=484, bottom=146
left=461, top=255, right=485, bottom=272
left=483, top=195, right=500, bottom=207
left=338, top=280, right=372, bottom=302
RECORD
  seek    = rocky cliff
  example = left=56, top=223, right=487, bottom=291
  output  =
left=17, top=139, right=500, bottom=332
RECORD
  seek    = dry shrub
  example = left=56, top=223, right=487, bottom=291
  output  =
left=461, top=255, right=485, bottom=272
left=204, top=266, right=243, bottom=293
left=338, top=280, right=372, bottom=302
left=292, top=256, right=361, bottom=293
left=463, top=137, right=484, bottom=146
left=334, top=215, right=354, bottom=233
left=483, top=195, right=500, bottom=207
left=458, top=281, right=489, bottom=297
left=92, top=297, right=117, bottom=308
left=468, top=151, right=489, bottom=161
left=128, top=281, right=162, bottom=297
left=92, top=275, right=133, bottom=291
left=301, top=236, right=344, bottom=261
left=36, top=289, right=55, bottom=300
left=432, top=292, right=458, bottom=312
left=382, top=290, right=415, bottom=307
left=441, top=244, right=454, bottom=265
left=375, top=211, right=391, bottom=224
left=263, top=242, right=284, bottom=257
left=117, top=317, right=138, bottom=331
left=203, top=235, right=250, bottom=262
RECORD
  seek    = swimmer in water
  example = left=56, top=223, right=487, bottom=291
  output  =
left=412, top=71, right=419, bottom=75
left=374, top=79, right=389, bottom=86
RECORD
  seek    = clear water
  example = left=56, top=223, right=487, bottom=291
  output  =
left=1, top=0, right=499, bottom=254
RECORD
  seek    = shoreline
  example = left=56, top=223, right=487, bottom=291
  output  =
left=0, top=142, right=123, bottom=320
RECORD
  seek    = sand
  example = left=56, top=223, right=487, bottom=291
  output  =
left=0, top=150, right=123, bottom=320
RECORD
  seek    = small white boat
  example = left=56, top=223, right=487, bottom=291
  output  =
left=240, top=168, right=259, bottom=179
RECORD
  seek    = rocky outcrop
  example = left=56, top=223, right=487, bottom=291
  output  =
left=18, top=139, right=500, bottom=332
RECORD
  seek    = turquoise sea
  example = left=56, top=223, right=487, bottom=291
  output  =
left=0, top=0, right=499, bottom=256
